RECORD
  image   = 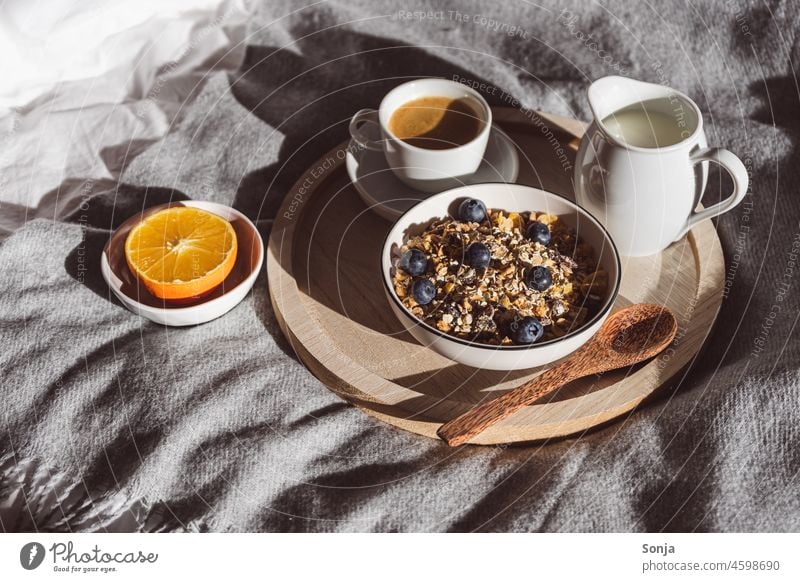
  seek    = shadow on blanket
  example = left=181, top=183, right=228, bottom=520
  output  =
left=228, top=28, right=509, bottom=223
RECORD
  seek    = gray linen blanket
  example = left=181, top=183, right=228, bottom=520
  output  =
left=2, top=0, right=799, bottom=532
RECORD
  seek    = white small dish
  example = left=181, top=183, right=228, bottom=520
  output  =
left=381, top=183, right=621, bottom=371
left=101, top=201, right=264, bottom=326
left=346, top=125, right=519, bottom=221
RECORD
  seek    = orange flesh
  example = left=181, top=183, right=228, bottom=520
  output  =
left=124, top=206, right=238, bottom=300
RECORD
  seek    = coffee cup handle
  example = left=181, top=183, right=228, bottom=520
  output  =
left=349, top=109, right=384, bottom=151
left=678, top=147, right=749, bottom=239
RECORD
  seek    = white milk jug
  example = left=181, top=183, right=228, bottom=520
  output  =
left=574, top=76, right=748, bottom=257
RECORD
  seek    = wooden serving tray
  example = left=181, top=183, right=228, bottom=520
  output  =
left=267, top=107, right=724, bottom=445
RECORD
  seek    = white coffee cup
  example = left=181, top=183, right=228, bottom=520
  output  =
left=574, top=76, right=749, bottom=257
left=348, top=78, right=492, bottom=192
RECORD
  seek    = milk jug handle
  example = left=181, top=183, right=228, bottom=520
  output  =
left=678, top=147, right=749, bottom=239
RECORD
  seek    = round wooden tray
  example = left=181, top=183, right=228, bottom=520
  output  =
left=267, top=107, right=724, bottom=445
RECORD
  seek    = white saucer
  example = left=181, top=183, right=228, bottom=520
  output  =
left=346, top=125, right=519, bottom=221
left=101, top=201, right=264, bottom=326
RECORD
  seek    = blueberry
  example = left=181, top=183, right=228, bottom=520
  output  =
left=465, top=242, right=491, bottom=269
left=526, top=221, right=551, bottom=246
left=525, top=266, right=552, bottom=292
left=510, top=316, right=544, bottom=344
left=458, top=198, right=487, bottom=223
left=399, top=249, right=428, bottom=276
left=411, top=278, right=436, bottom=305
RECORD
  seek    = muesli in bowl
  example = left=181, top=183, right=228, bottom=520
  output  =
left=381, top=183, right=621, bottom=371
left=392, top=201, right=607, bottom=346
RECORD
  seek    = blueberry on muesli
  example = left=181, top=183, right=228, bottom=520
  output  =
left=458, top=198, right=487, bottom=223
left=399, top=248, right=428, bottom=276
left=525, top=266, right=553, bottom=292
left=510, top=316, right=544, bottom=344
left=411, top=278, right=436, bottom=305
left=465, top=242, right=491, bottom=269
left=525, top=220, right=551, bottom=246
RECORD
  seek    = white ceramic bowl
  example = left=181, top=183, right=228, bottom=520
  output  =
left=381, top=183, right=621, bottom=370
left=101, top=201, right=264, bottom=326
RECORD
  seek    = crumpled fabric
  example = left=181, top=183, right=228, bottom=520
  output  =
left=0, top=0, right=248, bottom=234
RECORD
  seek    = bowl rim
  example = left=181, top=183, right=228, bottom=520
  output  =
left=101, top=200, right=264, bottom=315
left=380, top=183, right=622, bottom=351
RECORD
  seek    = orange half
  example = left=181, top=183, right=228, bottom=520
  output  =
left=124, top=206, right=238, bottom=300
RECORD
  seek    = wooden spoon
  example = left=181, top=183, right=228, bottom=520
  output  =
left=437, top=303, right=678, bottom=447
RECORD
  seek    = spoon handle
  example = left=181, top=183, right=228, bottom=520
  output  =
left=437, top=363, right=580, bottom=446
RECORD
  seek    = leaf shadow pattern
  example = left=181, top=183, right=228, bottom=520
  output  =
left=703, top=72, right=800, bottom=370
left=229, top=27, right=507, bottom=223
